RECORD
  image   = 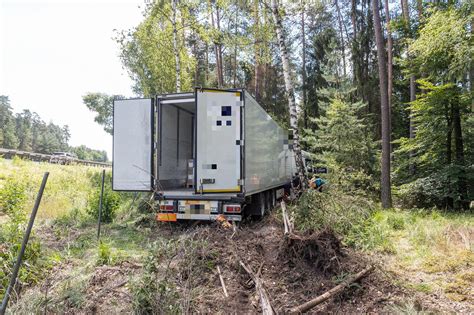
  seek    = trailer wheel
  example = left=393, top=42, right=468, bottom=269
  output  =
left=246, top=193, right=266, bottom=218
left=270, top=189, right=276, bottom=208
left=265, top=190, right=272, bottom=211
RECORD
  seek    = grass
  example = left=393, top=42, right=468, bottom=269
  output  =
left=368, top=209, right=473, bottom=302
left=291, top=187, right=473, bottom=304
left=0, top=156, right=99, bottom=220
left=2, top=158, right=472, bottom=311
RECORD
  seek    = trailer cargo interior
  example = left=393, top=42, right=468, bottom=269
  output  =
left=113, top=88, right=297, bottom=221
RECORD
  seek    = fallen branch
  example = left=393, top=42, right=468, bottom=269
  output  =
left=239, top=261, right=274, bottom=315
left=289, top=265, right=374, bottom=314
left=281, top=201, right=292, bottom=235
left=216, top=265, right=229, bottom=298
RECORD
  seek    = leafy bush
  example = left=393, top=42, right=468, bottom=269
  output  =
left=394, top=166, right=473, bottom=210
left=0, top=221, right=44, bottom=296
left=0, top=176, right=27, bottom=218
left=293, top=188, right=375, bottom=237
left=87, top=188, right=121, bottom=223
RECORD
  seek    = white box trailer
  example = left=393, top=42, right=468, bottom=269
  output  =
left=112, top=88, right=297, bottom=221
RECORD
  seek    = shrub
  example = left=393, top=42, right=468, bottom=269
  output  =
left=0, top=176, right=27, bottom=218
left=293, top=188, right=375, bottom=237
left=0, top=221, right=44, bottom=296
left=87, top=188, right=121, bottom=223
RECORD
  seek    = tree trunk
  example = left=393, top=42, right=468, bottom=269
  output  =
left=335, top=0, right=347, bottom=78
left=233, top=9, right=238, bottom=88
left=383, top=0, right=393, bottom=156
left=401, top=0, right=417, bottom=175
left=270, top=0, right=306, bottom=185
left=452, top=97, right=468, bottom=209
left=216, top=5, right=224, bottom=88
left=301, top=0, right=308, bottom=129
left=351, top=0, right=357, bottom=86
left=254, top=0, right=260, bottom=100
left=211, top=2, right=224, bottom=88
left=445, top=105, right=453, bottom=209
left=351, top=0, right=357, bottom=40
left=172, top=0, right=181, bottom=92
left=205, top=42, right=209, bottom=85
left=383, top=0, right=392, bottom=116
left=416, top=0, right=423, bottom=20
left=372, top=0, right=392, bottom=208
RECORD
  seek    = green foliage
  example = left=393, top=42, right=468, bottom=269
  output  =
left=393, top=81, right=472, bottom=209
left=97, top=241, right=113, bottom=265
left=0, top=176, right=27, bottom=218
left=409, top=7, right=472, bottom=82
left=1, top=95, right=105, bottom=159
left=87, top=185, right=121, bottom=223
left=0, top=189, right=45, bottom=296
left=293, top=188, right=375, bottom=237
left=82, top=93, right=120, bottom=135
left=86, top=170, right=122, bottom=223
left=115, top=1, right=196, bottom=95
left=70, top=144, right=108, bottom=162
left=304, top=97, right=378, bottom=192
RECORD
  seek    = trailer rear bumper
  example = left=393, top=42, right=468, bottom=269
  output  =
left=177, top=213, right=241, bottom=221
left=156, top=212, right=241, bottom=222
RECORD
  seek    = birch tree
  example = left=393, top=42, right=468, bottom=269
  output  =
left=172, top=0, right=181, bottom=92
left=270, top=0, right=306, bottom=185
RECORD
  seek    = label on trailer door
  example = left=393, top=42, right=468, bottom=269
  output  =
left=196, top=89, right=242, bottom=193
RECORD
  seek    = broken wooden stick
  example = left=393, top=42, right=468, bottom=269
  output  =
left=239, top=261, right=274, bottom=315
left=281, top=201, right=292, bottom=235
left=289, top=265, right=374, bottom=314
left=217, top=265, right=229, bottom=298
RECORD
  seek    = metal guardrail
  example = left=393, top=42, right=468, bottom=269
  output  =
left=0, top=148, right=111, bottom=167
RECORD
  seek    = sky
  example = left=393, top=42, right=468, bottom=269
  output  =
left=0, top=0, right=144, bottom=159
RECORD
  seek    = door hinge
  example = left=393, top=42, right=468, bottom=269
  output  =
left=238, top=179, right=244, bottom=186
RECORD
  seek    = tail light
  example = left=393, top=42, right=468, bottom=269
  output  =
left=224, top=205, right=241, bottom=213
left=159, top=205, right=174, bottom=212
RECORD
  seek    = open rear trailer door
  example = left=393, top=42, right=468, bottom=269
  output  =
left=195, top=89, right=242, bottom=193
left=113, top=98, right=154, bottom=191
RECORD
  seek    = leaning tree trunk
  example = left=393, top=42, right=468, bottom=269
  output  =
left=372, top=0, right=392, bottom=208
left=172, top=0, right=181, bottom=92
left=270, top=0, right=306, bottom=185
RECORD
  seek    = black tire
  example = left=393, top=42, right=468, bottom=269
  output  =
left=246, top=193, right=266, bottom=218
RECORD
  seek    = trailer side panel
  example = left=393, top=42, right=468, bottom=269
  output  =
left=244, top=93, right=295, bottom=194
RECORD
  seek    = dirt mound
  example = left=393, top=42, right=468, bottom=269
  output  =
left=282, top=228, right=344, bottom=274
left=12, top=215, right=419, bottom=314
left=184, top=215, right=402, bottom=313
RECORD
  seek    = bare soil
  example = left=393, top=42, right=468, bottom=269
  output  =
left=12, top=214, right=471, bottom=314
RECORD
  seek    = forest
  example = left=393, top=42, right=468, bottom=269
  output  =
left=84, top=0, right=474, bottom=210
left=0, top=0, right=473, bottom=313
left=0, top=96, right=108, bottom=162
